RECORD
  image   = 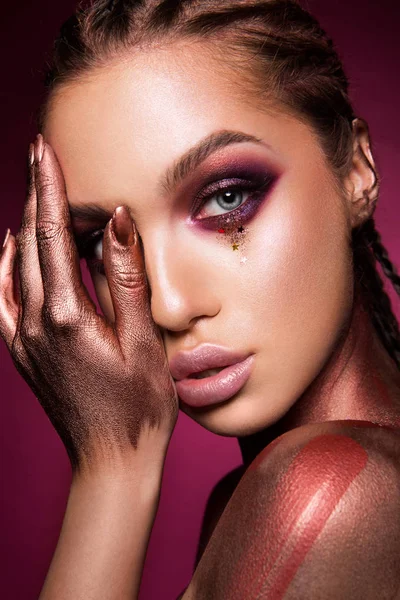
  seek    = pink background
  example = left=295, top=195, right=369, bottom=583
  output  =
left=1, top=1, right=399, bottom=598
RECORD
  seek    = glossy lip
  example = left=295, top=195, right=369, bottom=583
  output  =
left=174, top=354, right=255, bottom=408
left=169, top=343, right=253, bottom=381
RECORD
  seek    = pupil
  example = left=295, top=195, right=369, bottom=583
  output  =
left=218, top=190, right=242, bottom=209
left=224, top=192, right=235, bottom=203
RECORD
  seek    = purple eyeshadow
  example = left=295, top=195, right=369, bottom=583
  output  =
left=190, top=169, right=277, bottom=232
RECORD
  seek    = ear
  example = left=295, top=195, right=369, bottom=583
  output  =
left=344, top=117, right=380, bottom=229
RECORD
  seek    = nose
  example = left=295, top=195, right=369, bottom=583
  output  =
left=142, top=236, right=220, bottom=333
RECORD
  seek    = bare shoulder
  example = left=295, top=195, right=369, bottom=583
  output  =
left=249, top=419, right=400, bottom=477
left=184, top=421, right=400, bottom=600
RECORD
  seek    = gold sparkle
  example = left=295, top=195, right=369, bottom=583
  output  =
left=232, top=243, right=239, bottom=251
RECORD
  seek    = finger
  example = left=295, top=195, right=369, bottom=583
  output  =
left=34, top=135, right=88, bottom=314
left=102, top=205, right=155, bottom=353
left=0, top=231, right=19, bottom=348
left=5, top=229, right=44, bottom=395
left=16, top=143, right=44, bottom=321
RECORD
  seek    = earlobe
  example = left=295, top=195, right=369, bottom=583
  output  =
left=346, top=117, right=380, bottom=229
left=351, top=189, right=377, bottom=229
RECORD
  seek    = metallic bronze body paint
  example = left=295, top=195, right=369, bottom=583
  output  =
left=2, top=136, right=179, bottom=475
left=224, top=434, right=368, bottom=599
left=369, top=366, right=400, bottom=428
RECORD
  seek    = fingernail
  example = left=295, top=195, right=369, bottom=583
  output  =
left=112, top=206, right=136, bottom=246
left=34, top=133, right=44, bottom=164
left=28, top=143, right=34, bottom=167
left=2, top=228, right=10, bottom=249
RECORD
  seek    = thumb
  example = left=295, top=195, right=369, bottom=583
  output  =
left=102, top=205, right=154, bottom=352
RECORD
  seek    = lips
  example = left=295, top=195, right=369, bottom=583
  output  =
left=174, top=355, right=255, bottom=408
left=169, top=343, right=252, bottom=382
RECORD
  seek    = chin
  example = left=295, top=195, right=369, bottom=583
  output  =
left=179, top=389, right=293, bottom=438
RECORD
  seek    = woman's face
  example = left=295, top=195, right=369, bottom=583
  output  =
left=43, top=44, right=354, bottom=436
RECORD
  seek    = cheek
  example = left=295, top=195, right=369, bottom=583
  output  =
left=235, top=174, right=353, bottom=392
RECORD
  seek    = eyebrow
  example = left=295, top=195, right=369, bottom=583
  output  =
left=69, top=129, right=267, bottom=224
left=158, top=129, right=266, bottom=196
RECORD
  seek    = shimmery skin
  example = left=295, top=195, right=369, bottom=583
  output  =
left=261, top=435, right=368, bottom=598
left=214, top=215, right=250, bottom=257
left=369, top=369, right=400, bottom=428
left=223, top=434, right=368, bottom=600
left=246, top=435, right=284, bottom=473
left=213, top=211, right=250, bottom=258
left=15, top=139, right=180, bottom=474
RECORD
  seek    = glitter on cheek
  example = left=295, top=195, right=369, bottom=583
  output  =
left=211, top=183, right=274, bottom=260
left=194, top=171, right=278, bottom=262
left=214, top=212, right=250, bottom=262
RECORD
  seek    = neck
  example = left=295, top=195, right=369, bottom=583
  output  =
left=237, top=288, right=400, bottom=468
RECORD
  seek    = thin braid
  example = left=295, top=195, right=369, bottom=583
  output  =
left=364, top=219, right=400, bottom=296
left=353, top=218, right=400, bottom=369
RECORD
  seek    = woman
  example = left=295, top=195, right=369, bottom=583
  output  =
left=1, top=0, right=399, bottom=597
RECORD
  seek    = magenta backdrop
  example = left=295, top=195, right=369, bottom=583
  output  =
left=1, top=2, right=399, bottom=599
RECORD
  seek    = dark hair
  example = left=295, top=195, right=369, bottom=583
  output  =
left=37, top=0, right=400, bottom=368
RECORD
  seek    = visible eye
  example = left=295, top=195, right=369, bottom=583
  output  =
left=75, top=229, right=144, bottom=277
left=192, top=172, right=275, bottom=226
left=75, top=229, right=105, bottom=276
left=196, top=187, right=252, bottom=219
left=91, top=236, right=103, bottom=261
left=74, top=171, right=275, bottom=272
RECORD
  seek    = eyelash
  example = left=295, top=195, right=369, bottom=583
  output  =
left=76, top=173, right=274, bottom=276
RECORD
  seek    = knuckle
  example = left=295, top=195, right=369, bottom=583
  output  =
left=36, top=220, right=64, bottom=243
left=42, top=302, right=81, bottom=330
left=19, top=320, right=43, bottom=346
left=114, top=266, right=146, bottom=290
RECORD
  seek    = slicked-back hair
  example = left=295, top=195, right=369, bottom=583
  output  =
left=37, top=0, right=400, bottom=368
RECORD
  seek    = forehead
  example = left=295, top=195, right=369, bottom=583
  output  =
left=44, top=44, right=323, bottom=209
